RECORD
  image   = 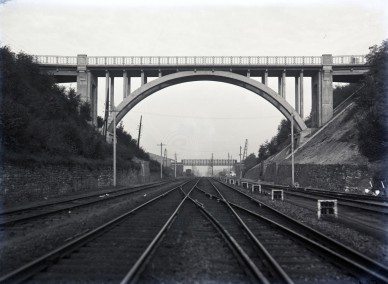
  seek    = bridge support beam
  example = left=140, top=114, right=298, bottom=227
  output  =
left=77, top=55, right=98, bottom=126
left=311, top=55, right=333, bottom=127
left=262, top=70, right=268, bottom=86
left=141, top=70, right=147, bottom=85
left=295, top=71, right=304, bottom=118
left=322, top=55, right=333, bottom=126
left=123, top=70, right=131, bottom=99
left=278, top=71, right=286, bottom=98
left=110, top=76, right=115, bottom=112
left=87, top=71, right=98, bottom=126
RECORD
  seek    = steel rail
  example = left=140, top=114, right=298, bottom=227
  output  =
left=120, top=179, right=199, bottom=284
left=2, top=180, right=170, bottom=215
left=202, top=181, right=293, bottom=284
left=216, top=179, right=388, bottom=282
left=0, top=181, right=175, bottom=226
left=228, top=202, right=388, bottom=283
left=261, top=183, right=388, bottom=203
left=184, top=189, right=270, bottom=284
left=0, top=180, right=192, bottom=284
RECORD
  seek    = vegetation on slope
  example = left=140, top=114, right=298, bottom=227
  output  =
left=244, top=40, right=388, bottom=180
left=0, top=46, right=161, bottom=173
left=355, top=40, right=388, bottom=163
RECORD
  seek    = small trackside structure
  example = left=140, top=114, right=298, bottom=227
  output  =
left=253, top=185, right=261, bottom=193
left=317, top=199, right=338, bottom=219
left=271, top=189, right=284, bottom=200
left=241, top=182, right=249, bottom=189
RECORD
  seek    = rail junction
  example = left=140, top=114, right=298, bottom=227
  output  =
left=1, top=178, right=388, bottom=283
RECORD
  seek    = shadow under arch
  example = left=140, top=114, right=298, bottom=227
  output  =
left=107, top=70, right=307, bottom=133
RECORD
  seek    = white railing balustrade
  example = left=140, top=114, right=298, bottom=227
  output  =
left=34, top=55, right=367, bottom=66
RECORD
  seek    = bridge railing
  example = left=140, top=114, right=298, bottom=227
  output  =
left=86, top=56, right=324, bottom=66
left=332, top=55, right=367, bottom=64
left=34, top=55, right=367, bottom=66
left=34, top=55, right=77, bottom=65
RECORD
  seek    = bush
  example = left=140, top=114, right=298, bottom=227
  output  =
left=0, top=46, right=151, bottom=169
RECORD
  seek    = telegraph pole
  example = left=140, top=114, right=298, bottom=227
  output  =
left=291, top=112, right=295, bottom=186
left=113, top=108, right=117, bottom=187
left=137, top=115, right=142, bottom=149
left=211, top=153, right=214, bottom=176
left=239, top=146, right=242, bottom=179
left=174, top=153, right=177, bottom=178
left=157, top=142, right=166, bottom=180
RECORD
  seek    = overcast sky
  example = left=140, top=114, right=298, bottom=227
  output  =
left=1, top=0, right=387, bottom=173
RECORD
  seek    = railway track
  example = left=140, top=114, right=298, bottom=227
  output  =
left=0, top=179, right=196, bottom=283
left=0, top=180, right=177, bottom=227
left=207, top=178, right=388, bottom=283
left=4, top=177, right=388, bottom=283
left=240, top=181, right=388, bottom=239
left=1, top=178, right=268, bottom=283
left=261, top=183, right=388, bottom=213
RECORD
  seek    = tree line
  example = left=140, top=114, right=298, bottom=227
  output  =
left=0, top=46, right=162, bottom=173
left=242, top=40, right=388, bottom=175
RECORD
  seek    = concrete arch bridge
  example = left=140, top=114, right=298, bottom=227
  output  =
left=36, top=54, right=369, bottom=137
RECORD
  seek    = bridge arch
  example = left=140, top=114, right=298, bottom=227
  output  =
left=107, top=70, right=307, bottom=132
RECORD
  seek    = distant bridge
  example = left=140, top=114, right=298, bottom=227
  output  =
left=181, top=159, right=237, bottom=166
left=35, top=54, right=369, bottom=136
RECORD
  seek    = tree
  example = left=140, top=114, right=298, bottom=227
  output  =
left=355, top=40, right=388, bottom=162
left=243, top=153, right=258, bottom=174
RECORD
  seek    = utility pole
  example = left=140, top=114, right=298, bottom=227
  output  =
left=113, top=107, right=117, bottom=187
left=157, top=142, right=166, bottom=180
left=163, top=148, right=168, bottom=167
left=211, top=153, right=214, bottom=177
left=291, top=112, right=295, bottom=186
left=239, top=146, right=242, bottom=179
left=243, top=139, right=248, bottom=161
left=174, top=153, right=177, bottom=178
left=137, top=115, right=142, bottom=149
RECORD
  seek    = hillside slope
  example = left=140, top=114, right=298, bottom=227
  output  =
left=245, top=98, right=371, bottom=191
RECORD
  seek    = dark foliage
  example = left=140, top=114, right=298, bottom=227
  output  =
left=333, top=83, right=360, bottom=108
left=0, top=46, right=152, bottom=169
left=355, top=40, right=388, bottom=162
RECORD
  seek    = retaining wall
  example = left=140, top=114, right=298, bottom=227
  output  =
left=0, top=162, right=160, bottom=207
left=261, top=162, right=371, bottom=193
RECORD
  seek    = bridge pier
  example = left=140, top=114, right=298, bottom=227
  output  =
left=123, top=70, right=131, bottom=99
left=294, top=71, right=304, bottom=118
left=87, top=71, right=98, bottom=126
left=77, top=55, right=98, bottom=126
left=311, top=55, right=333, bottom=127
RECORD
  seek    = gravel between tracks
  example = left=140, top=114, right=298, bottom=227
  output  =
left=0, top=181, right=183, bottom=276
left=234, top=185, right=388, bottom=266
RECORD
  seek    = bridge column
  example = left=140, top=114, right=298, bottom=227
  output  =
left=123, top=70, right=130, bottom=99
left=278, top=70, right=286, bottom=98
left=311, top=70, right=322, bottom=127
left=311, top=55, right=333, bottom=128
left=77, top=55, right=98, bottom=126
left=262, top=70, right=268, bottom=86
left=87, top=71, right=98, bottom=126
left=300, top=71, right=304, bottom=118
left=110, top=76, right=115, bottom=111
left=321, top=54, right=333, bottom=125
left=76, top=54, right=88, bottom=102
left=282, top=70, right=286, bottom=99
left=141, top=70, right=147, bottom=85
left=294, top=70, right=304, bottom=118
left=295, top=76, right=300, bottom=115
